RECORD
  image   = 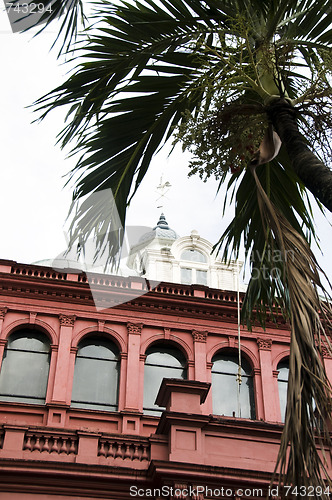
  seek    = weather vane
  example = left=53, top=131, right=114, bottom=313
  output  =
left=156, top=175, right=172, bottom=210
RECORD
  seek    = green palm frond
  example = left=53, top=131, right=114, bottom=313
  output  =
left=10, top=0, right=86, bottom=55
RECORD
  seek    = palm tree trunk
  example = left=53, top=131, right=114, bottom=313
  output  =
left=267, top=98, right=332, bottom=213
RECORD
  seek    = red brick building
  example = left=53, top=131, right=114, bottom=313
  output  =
left=0, top=220, right=330, bottom=499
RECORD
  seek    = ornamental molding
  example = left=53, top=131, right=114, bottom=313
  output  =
left=257, top=338, right=272, bottom=350
left=0, top=307, right=8, bottom=319
left=29, top=312, right=37, bottom=324
left=127, top=322, right=143, bottom=335
left=321, top=346, right=332, bottom=358
left=192, top=330, right=208, bottom=343
left=98, top=320, right=105, bottom=332
left=59, top=314, right=76, bottom=327
left=164, top=327, right=171, bottom=339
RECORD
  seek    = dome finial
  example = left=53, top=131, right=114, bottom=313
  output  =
left=156, top=213, right=169, bottom=227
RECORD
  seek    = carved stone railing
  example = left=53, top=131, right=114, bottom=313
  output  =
left=98, top=435, right=150, bottom=462
left=205, top=291, right=242, bottom=303
left=153, top=285, right=195, bottom=297
left=11, top=265, right=67, bottom=281
left=23, top=431, right=78, bottom=455
left=77, top=274, right=150, bottom=291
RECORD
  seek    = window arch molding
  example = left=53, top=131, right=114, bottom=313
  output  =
left=211, top=348, right=256, bottom=419
left=272, top=349, right=290, bottom=372
left=72, top=326, right=125, bottom=354
left=71, top=333, right=121, bottom=412
left=172, top=235, right=213, bottom=264
left=3, top=320, right=56, bottom=345
left=276, top=356, right=289, bottom=422
left=140, top=334, right=193, bottom=362
left=180, top=248, right=208, bottom=263
left=207, top=342, right=258, bottom=369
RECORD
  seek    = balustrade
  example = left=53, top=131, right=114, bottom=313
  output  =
left=23, top=432, right=78, bottom=455
left=98, top=437, right=150, bottom=462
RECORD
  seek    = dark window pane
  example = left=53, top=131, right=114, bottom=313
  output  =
left=146, top=346, right=186, bottom=368
left=77, top=338, right=119, bottom=360
left=7, top=330, right=50, bottom=352
left=144, top=345, right=187, bottom=415
left=212, top=353, right=252, bottom=376
left=277, top=361, right=289, bottom=382
left=71, top=337, right=120, bottom=411
left=0, top=330, right=50, bottom=404
left=181, top=249, right=207, bottom=263
left=212, top=352, right=255, bottom=419
left=278, top=360, right=289, bottom=422
left=143, top=365, right=186, bottom=413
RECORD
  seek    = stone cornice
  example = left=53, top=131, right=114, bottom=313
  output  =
left=0, top=270, right=290, bottom=331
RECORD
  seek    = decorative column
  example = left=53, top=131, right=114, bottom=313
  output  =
left=256, top=338, right=280, bottom=422
left=192, top=330, right=211, bottom=414
left=49, top=314, right=76, bottom=405
left=0, top=307, right=8, bottom=372
left=192, top=331, right=208, bottom=380
left=123, top=323, right=142, bottom=412
left=322, top=346, right=332, bottom=383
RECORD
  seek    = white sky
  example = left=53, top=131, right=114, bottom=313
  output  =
left=0, top=9, right=331, bottom=287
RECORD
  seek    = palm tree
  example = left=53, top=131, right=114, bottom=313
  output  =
left=27, top=0, right=332, bottom=494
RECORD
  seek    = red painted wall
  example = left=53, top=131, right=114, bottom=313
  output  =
left=0, top=259, right=329, bottom=499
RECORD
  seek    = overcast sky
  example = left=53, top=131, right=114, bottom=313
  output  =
left=0, top=9, right=331, bottom=287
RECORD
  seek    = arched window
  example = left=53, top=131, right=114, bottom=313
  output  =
left=211, top=352, right=255, bottom=419
left=0, top=329, right=51, bottom=404
left=180, top=249, right=208, bottom=285
left=71, top=337, right=120, bottom=411
left=181, top=249, right=207, bottom=263
left=143, top=345, right=187, bottom=415
left=277, top=359, right=289, bottom=422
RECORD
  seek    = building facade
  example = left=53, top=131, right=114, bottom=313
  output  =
left=0, top=224, right=331, bottom=499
